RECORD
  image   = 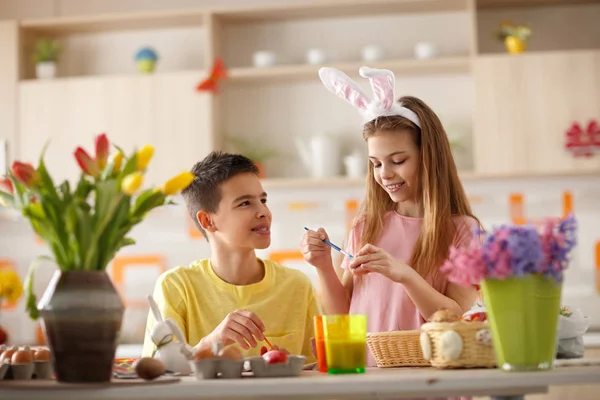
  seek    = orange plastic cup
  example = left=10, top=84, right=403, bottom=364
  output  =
left=313, top=315, right=328, bottom=373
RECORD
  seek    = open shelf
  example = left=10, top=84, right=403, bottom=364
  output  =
left=227, top=56, right=471, bottom=83
left=477, top=0, right=600, bottom=9
left=15, top=0, right=472, bottom=34
left=19, top=9, right=206, bottom=35
left=213, top=0, right=470, bottom=23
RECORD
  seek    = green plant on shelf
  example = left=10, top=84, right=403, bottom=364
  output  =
left=33, top=38, right=61, bottom=64
left=495, top=21, right=532, bottom=42
left=226, top=135, right=279, bottom=164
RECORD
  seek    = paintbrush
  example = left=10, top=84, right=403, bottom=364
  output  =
left=304, top=227, right=353, bottom=259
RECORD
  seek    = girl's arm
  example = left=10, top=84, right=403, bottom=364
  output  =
left=316, top=263, right=353, bottom=314
left=302, top=227, right=356, bottom=315
left=349, top=244, right=477, bottom=321
left=400, top=269, right=476, bottom=321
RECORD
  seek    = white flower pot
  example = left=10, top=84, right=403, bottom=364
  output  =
left=36, top=62, right=57, bottom=79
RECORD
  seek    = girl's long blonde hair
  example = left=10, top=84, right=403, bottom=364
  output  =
left=358, top=96, right=480, bottom=280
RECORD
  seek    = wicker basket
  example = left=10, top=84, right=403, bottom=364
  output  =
left=366, top=330, right=430, bottom=368
left=420, top=320, right=496, bottom=369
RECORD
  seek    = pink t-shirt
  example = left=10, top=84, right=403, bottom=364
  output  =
left=341, top=211, right=477, bottom=367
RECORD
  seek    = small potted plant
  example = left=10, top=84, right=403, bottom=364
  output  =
left=441, top=215, right=577, bottom=372
left=33, top=38, right=61, bottom=79
left=227, top=135, right=278, bottom=178
left=134, top=47, right=159, bottom=74
left=496, top=21, right=532, bottom=54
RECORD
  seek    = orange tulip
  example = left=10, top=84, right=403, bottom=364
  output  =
left=0, top=178, right=13, bottom=194
left=74, top=147, right=100, bottom=177
left=11, top=162, right=39, bottom=187
left=95, top=133, right=109, bottom=170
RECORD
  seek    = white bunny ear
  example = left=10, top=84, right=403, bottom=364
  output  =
left=319, top=67, right=370, bottom=111
left=359, top=67, right=395, bottom=111
left=147, top=295, right=164, bottom=322
left=359, top=65, right=421, bottom=128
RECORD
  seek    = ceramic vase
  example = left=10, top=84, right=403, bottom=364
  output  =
left=481, top=274, right=562, bottom=371
left=38, top=270, right=124, bottom=383
left=504, top=37, right=526, bottom=54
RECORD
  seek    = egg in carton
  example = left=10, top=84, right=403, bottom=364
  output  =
left=191, top=343, right=305, bottom=379
left=0, top=345, right=53, bottom=380
left=247, top=354, right=306, bottom=378
left=191, top=342, right=245, bottom=379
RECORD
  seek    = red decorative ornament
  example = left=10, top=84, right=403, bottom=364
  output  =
left=565, top=120, right=600, bottom=158
left=195, top=59, right=228, bottom=94
left=0, top=326, right=7, bottom=345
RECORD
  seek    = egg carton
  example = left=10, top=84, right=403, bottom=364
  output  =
left=0, top=361, right=53, bottom=381
left=191, top=355, right=306, bottom=379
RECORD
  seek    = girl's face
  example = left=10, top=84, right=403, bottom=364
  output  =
left=367, top=129, right=420, bottom=210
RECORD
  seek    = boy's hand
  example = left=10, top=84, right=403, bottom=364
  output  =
left=301, top=228, right=334, bottom=270
left=207, top=309, right=265, bottom=350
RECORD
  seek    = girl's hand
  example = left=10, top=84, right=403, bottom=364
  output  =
left=348, top=244, right=409, bottom=283
left=300, top=228, right=334, bottom=271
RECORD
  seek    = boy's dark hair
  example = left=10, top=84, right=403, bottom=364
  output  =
left=182, top=151, right=259, bottom=239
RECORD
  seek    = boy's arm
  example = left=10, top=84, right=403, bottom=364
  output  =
left=141, top=273, right=187, bottom=357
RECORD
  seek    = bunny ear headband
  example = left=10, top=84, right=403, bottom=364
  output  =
left=318, top=66, right=421, bottom=128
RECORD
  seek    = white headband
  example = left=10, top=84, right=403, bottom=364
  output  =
left=318, top=66, right=421, bottom=128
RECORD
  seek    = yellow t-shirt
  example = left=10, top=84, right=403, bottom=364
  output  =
left=141, top=258, right=320, bottom=362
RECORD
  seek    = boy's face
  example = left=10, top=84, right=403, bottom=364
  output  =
left=205, top=172, right=272, bottom=250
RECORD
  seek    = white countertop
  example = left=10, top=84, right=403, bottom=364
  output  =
left=583, top=332, right=600, bottom=348
left=115, top=331, right=600, bottom=359
left=1, top=364, right=600, bottom=400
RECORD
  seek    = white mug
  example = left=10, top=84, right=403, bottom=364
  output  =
left=253, top=51, right=276, bottom=68
left=344, top=153, right=366, bottom=178
left=306, top=49, right=326, bottom=65
left=414, top=42, right=439, bottom=59
left=361, top=45, right=384, bottom=62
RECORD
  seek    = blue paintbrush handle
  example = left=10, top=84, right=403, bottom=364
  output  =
left=303, top=227, right=353, bottom=259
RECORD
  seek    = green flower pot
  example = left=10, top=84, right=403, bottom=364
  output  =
left=481, top=274, right=562, bottom=372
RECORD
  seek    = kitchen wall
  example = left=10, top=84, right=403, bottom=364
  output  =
left=0, top=0, right=599, bottom=346
left=1, top=174, right=599, bottom=345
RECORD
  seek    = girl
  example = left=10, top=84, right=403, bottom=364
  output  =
left=301, top=66, right=481, bottom=369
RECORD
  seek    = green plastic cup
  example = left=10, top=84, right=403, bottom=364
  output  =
left=323, top=314, right=367, bottom=374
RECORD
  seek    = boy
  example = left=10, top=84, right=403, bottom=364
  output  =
left=141, top=151, right=319, bottom=361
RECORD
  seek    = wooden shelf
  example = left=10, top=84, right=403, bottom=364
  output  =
left=214, top=0, right=470, bottom=23
left=261, top=169, right=600, bottom=189
left=19, top=9, right=206, bottom=35
left=477, top=0, right=600, bottom=9
left=261, top=176, right=365, bottom=189
left=18, top=69, right=206, bottom=84
left=227, top=56, right=472, bottom=83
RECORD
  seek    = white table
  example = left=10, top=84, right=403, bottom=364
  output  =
left=1, top=365, right=600, bottom=400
